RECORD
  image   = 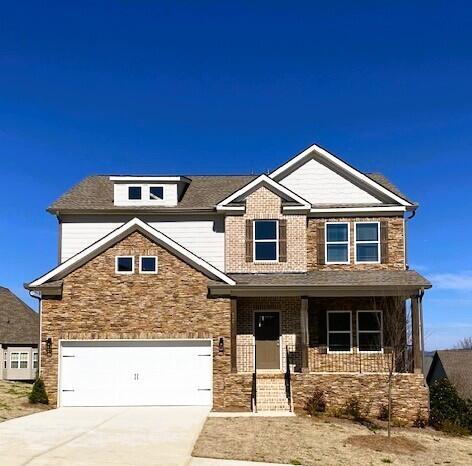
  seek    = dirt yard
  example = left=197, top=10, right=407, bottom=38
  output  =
left=0, top=380, right=49, bottom=422
left=193, top=416, right=472, bottom=465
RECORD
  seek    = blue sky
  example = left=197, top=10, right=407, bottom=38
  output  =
left=1, top=1, right=471, bottom=350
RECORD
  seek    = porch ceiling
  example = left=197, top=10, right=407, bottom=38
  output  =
left=209, top=270, right=431, bottom=297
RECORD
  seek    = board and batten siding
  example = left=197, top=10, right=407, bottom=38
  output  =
left=278, top=158, right=382, bottom=204
left=60, top=215, right=225, bottom=270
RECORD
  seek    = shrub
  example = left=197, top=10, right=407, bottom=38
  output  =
left=343, top=396, right=364, bottom=421
left=413, top=409, right=427, bottom=428
left=429, top=378, right=471, bottom=434
left=29, top=378, right=48, bottom=404
left=304, top=389, right=326, bottom=416
left=378, top=403, right=390, bottom=421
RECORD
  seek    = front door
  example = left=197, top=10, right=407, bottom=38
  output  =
left=255, top=312, right=280, bottom=370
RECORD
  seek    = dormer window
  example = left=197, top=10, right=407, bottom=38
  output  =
left=128, top=186, right=142, bottom=200
left=149, top=186, right=164, bottom=200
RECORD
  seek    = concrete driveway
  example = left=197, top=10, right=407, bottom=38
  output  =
left=0, top=406, right=209, bottom=466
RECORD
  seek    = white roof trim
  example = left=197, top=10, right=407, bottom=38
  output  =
left=269, top=144, right=414, bottom=207
left=310, top=206, right=407, bottom=214
left=109, top=176, right=190, bottom=183
left=29, top=218, right=235, bottom=287
left=216, top=174, right=311, bottom=208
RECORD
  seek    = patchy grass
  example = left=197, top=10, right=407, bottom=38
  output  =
left=0, top=381, right=49, bottom=422
left=193, top=415, right=472, bottom=466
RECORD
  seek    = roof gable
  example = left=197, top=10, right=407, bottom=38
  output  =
left=0, top=287, right=39, bottom=344
left=216, top=174, right=311, bottom=212
left=27, top=218, right=235, bottom=288
left=270, top=144, right=415, bottom=208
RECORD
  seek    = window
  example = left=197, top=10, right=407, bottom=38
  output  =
left=115, top=256, right=134, bottom=274
left=10, top=352, right=28, bottom=369
left=128, top=186, right=142, bottom=200
left=33, top=352, right=38, bottom=369
left=357, top=311, right=383, bottom=352
left=10, top=352, right=19, bottom=369
left=327, top=311, right=352, bottom=352
left=3, top=351, right=6, bottom=369
left=149, top=186, right=164, bottom=200
left=254, top=220, right=278, bottom=262
left=140, top=256, right=158, bottom=274
left=20, top=352, right=28, bottom=369
left=355, top=222, right=380, bottom=263
left=326, top=222, right=349, bottom=264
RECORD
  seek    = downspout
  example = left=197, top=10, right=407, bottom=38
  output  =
left=29, top=291, right=42, bottom=379
left=419, top=289, right=425, bottom=379
left=404, top=210, right=416, bottom=270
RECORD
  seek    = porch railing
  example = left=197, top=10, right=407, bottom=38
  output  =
left=235, top=343, right=413, bottom=374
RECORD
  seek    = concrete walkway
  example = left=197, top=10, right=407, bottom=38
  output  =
left=0, top=406, right=209, bottom=465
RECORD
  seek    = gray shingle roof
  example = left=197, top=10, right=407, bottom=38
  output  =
left=48, top=175, right=257, bottom=212
left=47, top=171, right=414, bottom=213
left=223, top=270, right=431, bottom=288
left=0, top=287, right=39, bottom=345
left=433, top=350, right=472, bottom=399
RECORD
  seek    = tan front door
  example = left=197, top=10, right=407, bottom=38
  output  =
left=255, top=312, right=280, bottom=370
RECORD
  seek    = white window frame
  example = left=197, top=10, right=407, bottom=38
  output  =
left=325, top=222, right=350, bottom=264
left=354, top=221, right=381, bottom=264
left=33, top=351, right=39, bottom=369
left=139, top=256, right=158, bottom=274
left=3, top=351, right=7, bottom=369
left=127, top=185, right=143, bottom=201
left=19, top=352, right=28, bottom=369
left=10, top=352, right=19, bottom=369
left=357, top=310, right=383, bottom=353
left=253, top=219, right=279, bottom=263
left=149, top=185, right=165, bottom=201
left=327, top=310, right=352, bottom=354
left=115, top=256, right=135, bottom=274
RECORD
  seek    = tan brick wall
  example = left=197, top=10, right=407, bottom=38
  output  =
left=225, top=187, right=307, bottom=273
left=291, top=372, right=428, bottom=424
left=307, top=216, right=405, bottom=270
left=40, top=231, right=249, bottom=410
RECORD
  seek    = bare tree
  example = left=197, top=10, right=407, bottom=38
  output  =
left=372, top=295, right=411, bottom=439
left=454, top=336, right=472, bottom=350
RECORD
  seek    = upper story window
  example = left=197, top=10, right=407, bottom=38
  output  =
left=254, top=220, right=278, bottom=262
left=140, top=256, right=158, bottom=274
left=355, top=222, right=380, bottom=263
left=149, top=186, right=164, bottom=200
left=116, top=256, right=134, bottom=274
left=128, top=186, right=142, bottom=200
left=357, top=311, right=382, bottom=352
left=327, top=311, right=352, bottom=353
left=325, top=222, right=349, bottom=264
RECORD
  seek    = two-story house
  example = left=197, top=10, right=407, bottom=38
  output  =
left=26, top=143, right=431, bottom=422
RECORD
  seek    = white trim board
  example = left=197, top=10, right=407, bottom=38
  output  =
left=216, top=174, right=311, bottom=210
left=28, top=218, right=235, bottom=287
left=269, top=144, right=414, bottom=208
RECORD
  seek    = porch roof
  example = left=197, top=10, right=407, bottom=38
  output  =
left=209, top=270, right=431, bottom=297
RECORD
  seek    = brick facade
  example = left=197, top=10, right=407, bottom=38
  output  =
left=225, top=187, right=307, bottom=273
left=40, top=231, right=250, bottom=410
left=307, top=216, right=405, bottom=270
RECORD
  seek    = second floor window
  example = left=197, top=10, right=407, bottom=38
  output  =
left=355, top=222, right=380, bottom=263
left=326, top=223, right=349, bottom=264
left=254, top=220, right=278, bottom=262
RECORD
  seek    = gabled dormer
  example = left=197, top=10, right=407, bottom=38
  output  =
left=110, top=176, right=191, bottom=207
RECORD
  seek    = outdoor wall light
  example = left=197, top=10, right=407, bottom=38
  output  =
left=46, top=337, right=52, bottom=355
left=218, top=337, right=224, bottom=353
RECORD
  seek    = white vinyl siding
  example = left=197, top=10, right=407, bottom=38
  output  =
left=278, top=157, right=382, bottom=204
left=60, top=216, right=225, bottom=271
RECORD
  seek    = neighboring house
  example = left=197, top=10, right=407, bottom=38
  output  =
left=0, top=287, right=39, bottom=381
left=427, top=350, right=472, bottom=400
left=25, top=143, right=431, bottom=422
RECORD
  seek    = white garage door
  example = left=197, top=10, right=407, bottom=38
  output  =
left=59, top=340, right=213, bottom=407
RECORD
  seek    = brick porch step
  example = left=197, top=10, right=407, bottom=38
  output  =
left=255, top=375, right=291, bottom=412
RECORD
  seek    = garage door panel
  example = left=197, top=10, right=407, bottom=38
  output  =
left=59, top=340, right=213, bottom=407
